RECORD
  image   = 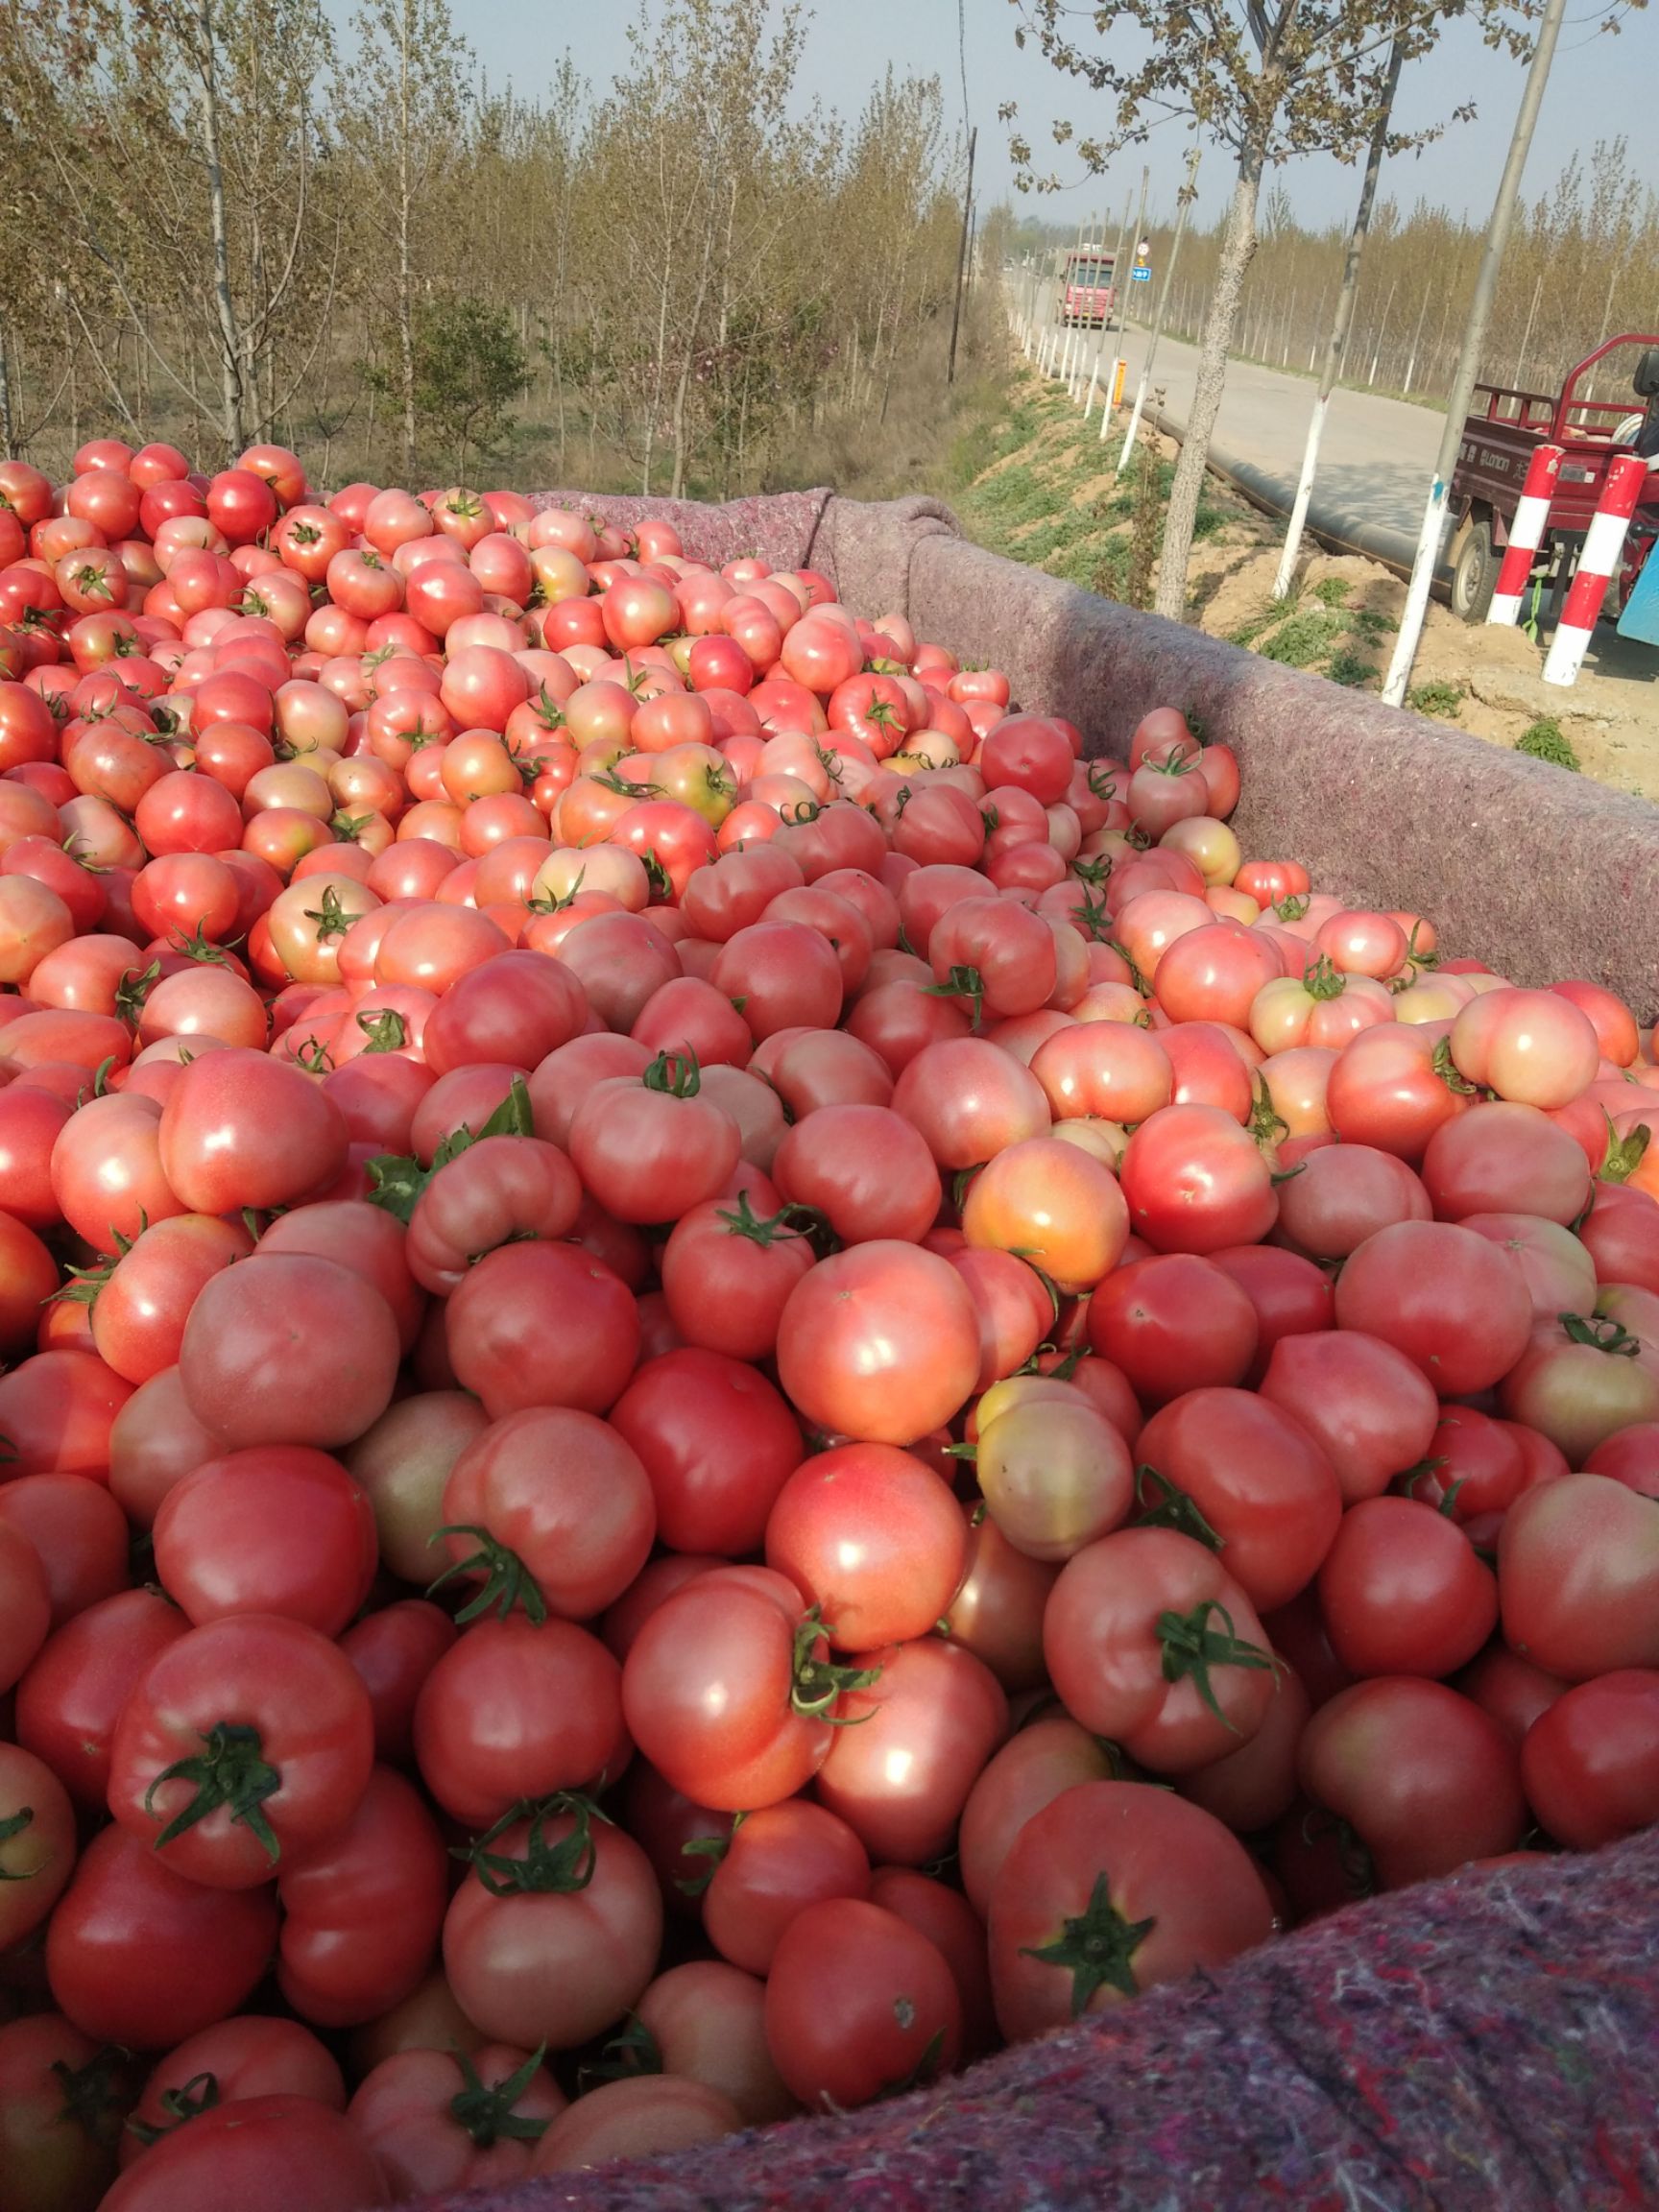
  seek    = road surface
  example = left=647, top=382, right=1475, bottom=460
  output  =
left=1098, top=321, right=1655, bottom=691
left=1107, top=325, right=1436, bottom=569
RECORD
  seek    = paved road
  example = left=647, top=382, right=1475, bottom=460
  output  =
left=1094, top=322, right=1655, bottom=693
left=1105, top=325, right=1437, bottom=568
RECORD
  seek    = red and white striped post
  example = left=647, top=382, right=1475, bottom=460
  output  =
left=1543, top=452, right=1649, bottom=685
left=1486, top=442, right=1562, bottom=626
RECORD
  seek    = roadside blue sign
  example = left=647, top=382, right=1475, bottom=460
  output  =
left=1131, top=266, right=1152, bottom=282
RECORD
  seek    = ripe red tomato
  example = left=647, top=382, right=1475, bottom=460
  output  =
left=1134, top=1385, right=1342, bottom=1609
left=1499, top=1473, right=1659, bottom=1680
left=107, top=1613, right=373, bottom=1887
left=46, top=1820, right=278, bottom=2047
left=413, top=1614, right=627, bottom=1828
left=152, top=1445, right=377, bottom=1635
left=98, top=2095, right=388, bottom=2212
left=986, top=1781, right=1274, bottom=2040
left=764, top=1442, right=967, bottom=1651
left=608, top=1347, right=802, bottom=1555
left=1297, top=1677, right=1526, bottom=1887
left=764, top=1897, right=961, bottom=2110
left=1045, top=1526, right=1279, bottom=1771
left=776, top=1240, right=980, bottom=1446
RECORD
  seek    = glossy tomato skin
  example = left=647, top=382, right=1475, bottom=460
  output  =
left=46, top=1822, right=278, bottom=2048
left=763, top=1898, right=962, bottom=2112
left=1045, top=1527, right=1279, bottom=1772
left=1087, top=1253, right=1259, bottom=1405
left=151, top=1444, right=377, bottom=1634
left=1118, top=1104, right=1277, bottom=1253
left=14, top=1587, right=191, bottom=1813
left=413, top=1614, right=628, bottom=1827
left=814, top=1637, right=1008, bottom=1863
left=1519, top=1670, right=1659, bottom=1850
left=157, top=1047, right=349, bottom=1212
left=763, top=1442, right=967, bottom=1652
left=1260, top=1329, right=1441, bottom=1504
left=1297, top=1677, right=1526, bottom=1888
left=177, top=1253, right=401, bottom=1452
left=107, top=1614, right=374, bottom=1888
left=987, top=1781, right=1274, bottom=2042
left=1498, top=1474, right=1659, bottom=1681
left=1133, top=1386, right=1341, bottom=1610
left=1316, top=1497, right=1498, bottom=1679
left=608, top=1347, right=802, bottom=1556
left=703, top=1798, right=872, bottom=1976
left=97, top=2095, right=389, bottom=2212
left=1333, top=1219, right=1531, bottom=1397
left=445, top=1240, right=640, bottom=1418
left=277, top=1765, right=448, bottom=2028
left=348, top=2043, right=566, bottom=2199
left=439, top=1406, right=656, bottom=1621
left=621, top=1566, right=837, bottom=1812
left=443, top=1806, right=662, bottom=2051
left=775, top=1240, right=980, bottom=1447
left=120, top=2017, right=345, bottom=2171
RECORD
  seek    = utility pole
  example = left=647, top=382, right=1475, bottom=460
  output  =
left=1118, top=144, right=1201, bottom=476
left=1085, top=180, right=1138, bottom=420
left=1382, top=0, right=1569, bottom=707
left=1274, top=39, right=1404, bottom=598
left=948, top=126, right=977, bottom=385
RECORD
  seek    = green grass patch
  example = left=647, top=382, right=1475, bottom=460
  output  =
left=1517, top=717, right=1580, bottom=771
left=1257, top=610, right=1348, bottom=668
left=1408, top=680, right=1465, bottom=720
left=1312, top=576, right=1351, bottom=608
left=1327, top=646, right=1379, bottom=687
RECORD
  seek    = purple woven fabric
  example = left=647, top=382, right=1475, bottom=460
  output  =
left=414, top=1827, right=1659, bottom=2212
left=525, top=490, right=833, bottom=581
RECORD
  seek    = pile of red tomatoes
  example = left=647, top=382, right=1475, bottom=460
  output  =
left=4, top=434, right=1659, bottom=2212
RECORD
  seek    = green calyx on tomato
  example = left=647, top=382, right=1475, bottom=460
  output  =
left=1302, top=955, right=1346, bottom=1003
left=1155, top=1599, right=1280, bottom=1734
left=169, top=920, right=233, bottom=967
left=127, top=2070, right=222, bottom=2146
left=52, top=2047, right=130, bottom=2148
left=459, top=1791, right=608, bottom=1897
left=674, top=1811, right=747, bottom=1898
left=1431, top=1036, right=1482, bottom=1096
left=641, top=1048, right=703, bottom=1098
left=926, top=964, right=985, bottom=1030
left=791, top=1607, right=881, bottom=1720
left=1132, top=1465, right=1223, bottom=1553
left=301, top=885, right=353, bottom=943
left=115, top=958, right=161, bottom=1025
left=76, top=1053, right=119, bottom=1106
left=143, top=1720, right=283, bottom=1865
left=1558, top=1311, right=1642, bottom=1358
left=714, top=1190, right=830, bottom=1253
left=366, top=1072, right=535, bottom=1223
left=428, top=1523, right=548, bottom=1627
left=1599, top=1118, right=1651, bottom=1186
left=0, top=1804, right=37, bottom=1869
left=355, top=1008, right=407, bottom=1054
left=580, top=2015, right=663, bottom=2093
left=449, top=2043, right=554, bottom=2148
left=1019, top=1870, right=1154, bottom=2015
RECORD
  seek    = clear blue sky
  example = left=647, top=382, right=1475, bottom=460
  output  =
left=414, top=0, right=1659, bottom=236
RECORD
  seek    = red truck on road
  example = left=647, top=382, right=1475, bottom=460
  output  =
left=1061, top=247, right=1118, bottom=329
left=1447, top=334, right=1659, bottom=625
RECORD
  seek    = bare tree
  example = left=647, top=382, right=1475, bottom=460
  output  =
left=1003, top=0, right=1527, bottom=621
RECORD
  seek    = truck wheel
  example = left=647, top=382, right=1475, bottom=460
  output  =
left=1452, top=517, right=1496, bottom=624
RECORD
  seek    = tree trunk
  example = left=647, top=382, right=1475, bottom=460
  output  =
left=670, top=202, right=717, bottom=500
left=194, top=0, right=245, bottom=456
left=1273, top=38, right=1403, bottom=597
left=1154, top=141, right=1263, bottom=623
left=397, top=5, right=417, bottom=479
left=0, top=321, right=13, bottom=456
